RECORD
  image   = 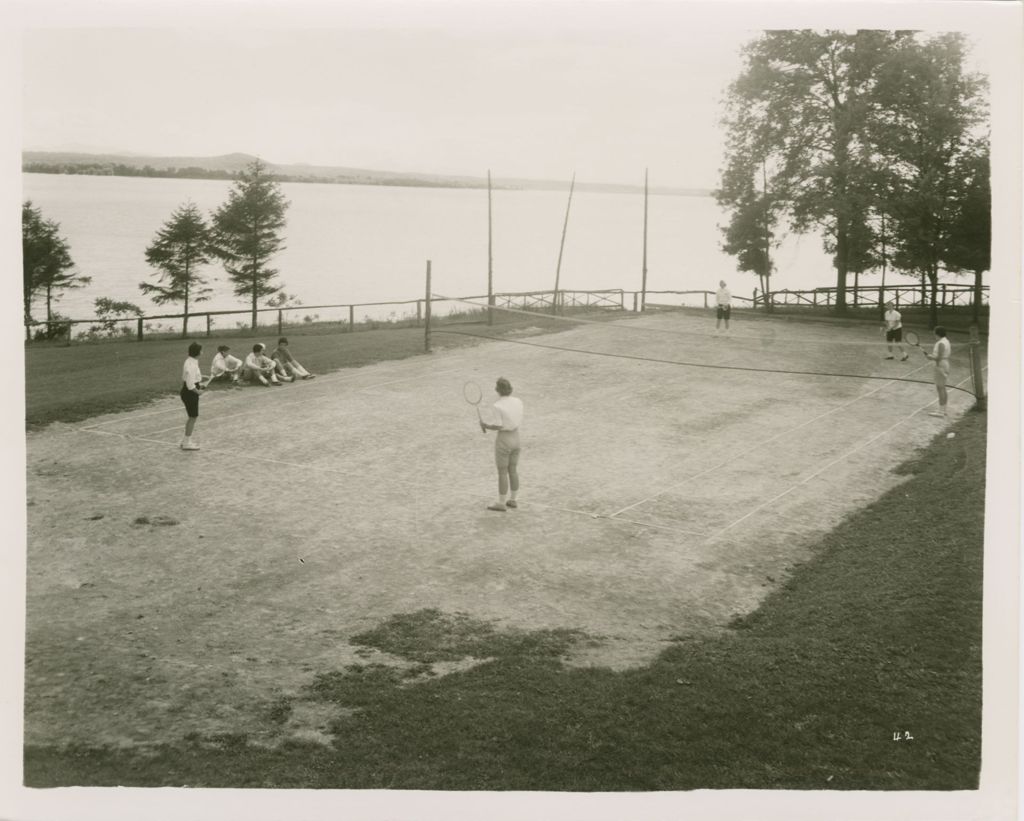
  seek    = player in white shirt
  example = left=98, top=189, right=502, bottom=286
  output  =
left=715, top=280, right=732, bottom=333
left=243, top=343, right=285, bottom=386
left=179, top=341, right=205, bottom=451
left=209, top=345, right=243, bottom=385
left=923, top=326, right=952, bottom=418
left=479, top=377, right=524, bottom=512
left=881, top=302, right=909, bottom=361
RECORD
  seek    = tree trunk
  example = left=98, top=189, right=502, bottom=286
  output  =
left=973, top=268, right=983, bottom=323
left=928, top=268, right=939, bottom=328
left=834, top=228, right=848, bottom=313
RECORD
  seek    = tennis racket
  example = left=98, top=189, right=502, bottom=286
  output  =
left=463, top=380, right=486, bottom=433
left=904, top=330, right=922, bottom=352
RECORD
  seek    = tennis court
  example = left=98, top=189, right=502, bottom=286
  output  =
left=24, top=309, right=982, bottom=747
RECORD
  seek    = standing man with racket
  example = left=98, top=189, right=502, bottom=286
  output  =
left=715, top=280, right=732, bottom=333
left=882, top=301, right=909, bottom=361
left=180, top=341, right=205, bottom=451
left=923, top=326, right=952, bottom=418
left=479, top=377, right=523, bottom=512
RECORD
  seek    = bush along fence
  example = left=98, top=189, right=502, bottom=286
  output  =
left=24, top=282, right=988, bottom=345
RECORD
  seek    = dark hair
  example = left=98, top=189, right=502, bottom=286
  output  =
left=496, top=377, right=512, bottom=396
left=188, top=342, right=202, bottom=357
left=217, top=345, right=230, bottom=353
left=253, top=343, right=264, bottom=352
left=278, top=337, right=288, bottom=345
left=934, top=326, right=947, bottom=338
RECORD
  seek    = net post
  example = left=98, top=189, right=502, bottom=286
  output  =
left=969, top=324, right=985, bottom=410
left=424, top=260, right=432, bottom=353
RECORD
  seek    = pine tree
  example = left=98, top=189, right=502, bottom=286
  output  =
left=22, top=200, right=91, bottom=330
left=141, top=201, right=213, bottom=337
left=209, top=159, right=289, bottom=329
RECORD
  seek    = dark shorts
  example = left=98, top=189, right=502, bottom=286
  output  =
left=180, top=384, right=199, bottom=418
left=716, top=305, right=731, bottom=319
left=886, top=328, right=903, bottom=343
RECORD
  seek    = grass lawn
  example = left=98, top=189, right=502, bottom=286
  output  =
left=23, top=394, right=984, bottom=790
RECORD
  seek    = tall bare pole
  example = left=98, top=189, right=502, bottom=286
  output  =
left=762, top=158, right=772, bottom=312
left=424, top=260, right=432, bottom=353
left=487, top=170, right=494, bottom=326
left=552, top=172, right=576, bottom=315
left=641, top=168, right=649, bottom=312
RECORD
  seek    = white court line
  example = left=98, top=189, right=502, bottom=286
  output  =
left=607, top=361, right=934, bottom=519
left=704, top=371, right=980, bottom=542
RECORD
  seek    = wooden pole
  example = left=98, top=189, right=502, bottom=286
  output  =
left=552, top=172, right=575, bottom=315
left=424, top=260, right=432, bottom=353
left=348, top=305, right=354, bottom=332
left=641, top=168, right=649, bottom=313
left=487, top=170, right=494, bottom=326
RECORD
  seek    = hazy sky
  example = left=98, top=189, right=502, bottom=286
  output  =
left=14, top=0, right=1000, bottom=191
left=22, top=17, right=755, bottom=188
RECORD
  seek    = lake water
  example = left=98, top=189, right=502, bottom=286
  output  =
left=23, top=172, right=906, bottom=324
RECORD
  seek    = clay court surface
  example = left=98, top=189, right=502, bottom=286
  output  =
left=24, top=312, right=981, bottom=748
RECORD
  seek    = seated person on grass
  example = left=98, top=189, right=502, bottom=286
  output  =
left=271, top=337, right=315, bottom=380
left=208, top=345, right=243, bottom=385
left=243, top=343, right=287, bottom=386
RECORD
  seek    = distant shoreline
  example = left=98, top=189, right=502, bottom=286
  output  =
left=22, top=151, right=713, bottom=197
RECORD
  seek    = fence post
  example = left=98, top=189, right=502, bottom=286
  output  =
left=277, top=310, right=283, bottom=336
left=206, top=314, right=212, bottom=337
left=137, top=317, right=144, bottom=341
left=416, top=300, right=422, bottom=326
left=348, top=305, right=354, bottom=332
left=633, top=292, right=638, bottom=312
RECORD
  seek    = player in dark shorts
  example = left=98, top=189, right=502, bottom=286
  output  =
left=180, top=341, right=205, bottom=451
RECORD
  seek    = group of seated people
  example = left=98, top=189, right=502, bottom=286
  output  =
left=208, top=337, right=316, bottom=387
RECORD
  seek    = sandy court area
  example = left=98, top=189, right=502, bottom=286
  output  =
left=24, top=312, right=981, bottom=746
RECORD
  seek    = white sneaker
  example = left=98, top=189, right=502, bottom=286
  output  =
left=927, top=411, right=947, bottom=419
left=181, top=439, right=200, bottom=451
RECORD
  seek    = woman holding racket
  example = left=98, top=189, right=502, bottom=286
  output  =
left=479, top=377, right=524, bottom=512
left=923, top=326, right=952, bottom=418
left=180, top=341, right=205, bottom=451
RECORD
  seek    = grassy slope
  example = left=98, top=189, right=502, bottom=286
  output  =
left=24, top=324, right=484, bottom=429
left=23, top=406, right=984, bottom=789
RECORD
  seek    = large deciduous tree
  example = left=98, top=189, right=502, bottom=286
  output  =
left=943, top=143, right=991, bottom=322
left=870, top=33, right=988, bottom=326
left=209, top=159, right=289, bottom=329
left=22, top=200, right=91, bottom=329
left=720, top=30, right=904, bottom=312
left=141, top=201, right=214, bottom=337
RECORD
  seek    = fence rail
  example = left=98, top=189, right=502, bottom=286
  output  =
left=25, top=282, right=989, bottom=344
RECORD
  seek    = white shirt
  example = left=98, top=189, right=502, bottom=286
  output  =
left=493, top=396, right=524, bottom=431
left=211, top=351, right=240, bottom=376
left=182, top=357, right=202, bottom=390
left=245, top=352, right=272, bottom=371
left=716, top=287, right=731, bottom=306
left=931, top=337, right=951, bottom=364
left=884, top=309, right=902, bottom=330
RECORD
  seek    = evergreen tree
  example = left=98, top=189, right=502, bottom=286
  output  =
left=141, top=201, right=214, bottom=337
left=22, top=200, right=91, bottom=328
left=209, top=159, right=289, bottom=329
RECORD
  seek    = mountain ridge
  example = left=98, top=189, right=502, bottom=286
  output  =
left=22, top=150, right=713, bottom=197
